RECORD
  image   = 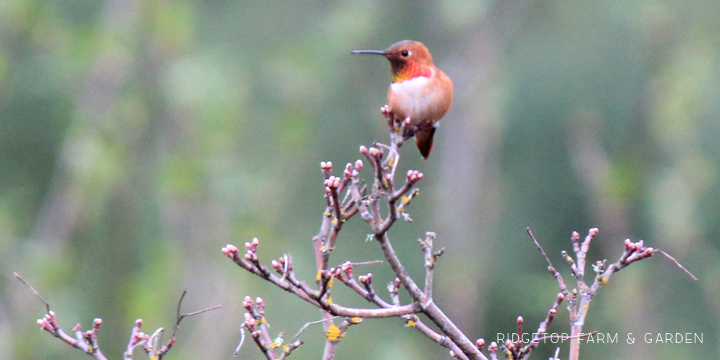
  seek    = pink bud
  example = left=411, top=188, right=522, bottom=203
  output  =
left=549, top=308, right=557, bottom=315
left=256, top=297, right=264, bottom=309
left=643, top=247, right=654, bottom=257
left=93, top=318, right=103, bottom=327
left=355, top=159, right=363, bottom=171
left=489, top=341, right=498, bottom=352
left=572, top=231, right=580, bottom=242
left=517, top=316, right=523, bottom=325
left=135, top=319, right=143, bottom=327
left=476, top=338, right=485, bottom=349
left=272, top=259, right=280, bottom=270
left=589, top=228, right=599, bottom=237
left=360, top=145, right=368, bottom=155
left=557, top=293, right=565, bottom=302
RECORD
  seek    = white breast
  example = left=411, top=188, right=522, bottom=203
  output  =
left=390, top=76, right=432, bottom=120
left=390, top=76, right=430, bottom=97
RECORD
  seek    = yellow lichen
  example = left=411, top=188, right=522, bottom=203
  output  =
left=326, top=325, right=341, bottom=342
left=407, top=319, right=417, bottom=327
left=351, top=317, right=362, bottom=324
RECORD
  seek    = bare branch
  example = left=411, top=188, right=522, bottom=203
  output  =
left=14, top=272, right=51, bottom=313
left=655, top=248, right=699, bottom=281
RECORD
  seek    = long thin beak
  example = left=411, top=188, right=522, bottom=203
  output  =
left=351, top=50, right=385, bottom=55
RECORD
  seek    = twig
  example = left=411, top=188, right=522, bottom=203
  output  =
left=290, top=317, right=340, bottom=345
left=14, top=272, right=51, bottom=313
left=525, top=229, right=570, bottom=300
left=655, top=248, right=699, bottom=281
left=170, top=289, right=223, bottom=340
left=16, top=273, right=108, bottom=359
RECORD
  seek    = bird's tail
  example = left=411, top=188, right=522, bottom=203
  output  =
left=414, top=125, right=436, bottom=159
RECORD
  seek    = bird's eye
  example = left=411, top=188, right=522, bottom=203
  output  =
left=401, top=50, right=410, bottom=57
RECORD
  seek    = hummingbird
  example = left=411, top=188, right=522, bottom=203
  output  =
left=352, top=40, right=453, bottom=159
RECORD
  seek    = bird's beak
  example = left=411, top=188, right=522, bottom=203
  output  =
left=351, top=50, right=386, bottom=55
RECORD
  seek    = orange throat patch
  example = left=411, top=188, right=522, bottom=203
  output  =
left=392, top=61, right=432, bottom=83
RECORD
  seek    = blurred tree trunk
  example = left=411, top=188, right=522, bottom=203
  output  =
left=433, top=0, right=535, bottom=337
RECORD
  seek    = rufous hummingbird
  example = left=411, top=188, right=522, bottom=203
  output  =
left=352, top=40, right=453, bottom=159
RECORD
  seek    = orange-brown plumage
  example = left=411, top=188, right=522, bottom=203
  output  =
left=352, top=40, right=453, bottom=159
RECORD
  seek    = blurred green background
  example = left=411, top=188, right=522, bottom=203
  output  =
left=1, top=0, right=718, bottom=359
